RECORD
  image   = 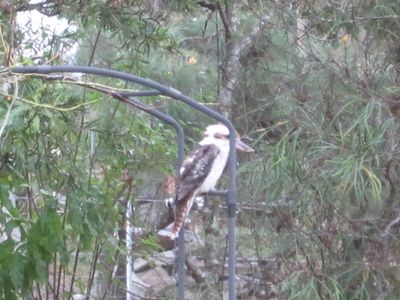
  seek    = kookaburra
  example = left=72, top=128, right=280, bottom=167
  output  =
left=171, top=124, right=254, bottom=239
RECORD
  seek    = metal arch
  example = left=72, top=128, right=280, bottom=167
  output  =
left=120, top=90, right=162, bottom=97
left=123, top=98, right=185, bottom=168
left=116, top=99, right=186, bottom=300
left=10, top=65, right=239, bottom=300
left=102, top=97, right=186, bottom=300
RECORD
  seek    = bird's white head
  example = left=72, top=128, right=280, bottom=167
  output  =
left=200, top=124, right=254, bottom=152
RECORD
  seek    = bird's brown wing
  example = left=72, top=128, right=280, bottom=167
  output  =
left=171, top=144, right=219, bottom=238
left=175, top=143, right=220, bottom=204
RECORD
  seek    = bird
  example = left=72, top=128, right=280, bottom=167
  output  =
left=170, top=123, right=254, bottom=239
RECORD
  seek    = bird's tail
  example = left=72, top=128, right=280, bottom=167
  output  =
left=171, top=192, right=194, bottom=239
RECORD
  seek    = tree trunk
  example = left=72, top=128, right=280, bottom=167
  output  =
left=199, top=3, right=270, bottom=298
left=217, top=4, right=269, bottom=117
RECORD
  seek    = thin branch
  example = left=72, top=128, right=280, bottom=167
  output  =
left=67, top=246, right=80, bottom=300
left=237, top=15, right=269, bottom=60
left=89, top=29, right=102, bottom=66
left=86, top=243, right=102, bottom=299
left=0, top=92, right=101, bottom=112
left=185, top=255, right=206, bottom=284
left=384, top=212, right=400, bottom=236
left=217, top=3, right=231, bottom=40
left=0, top=77, right=18, bottom=147
left=313, top=14, right=400, bottom=23
left=16, top=0, right=65, bottom=16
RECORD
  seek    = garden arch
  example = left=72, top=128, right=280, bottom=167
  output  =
left=10, top=65, right=239, bottom=300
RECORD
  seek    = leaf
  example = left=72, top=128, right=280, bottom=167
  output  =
left=31, top=116, right=40, bottom=133
left=0, top=240, right=15, bottom=262
left=9, top=255, right=24, bottom=291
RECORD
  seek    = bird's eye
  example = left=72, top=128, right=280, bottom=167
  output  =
left=214, top=132, right=229, bottom=139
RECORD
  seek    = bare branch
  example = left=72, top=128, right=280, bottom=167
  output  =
left=16, top=0, right=65, bottom=16
left=185, top=255, right=206, bottom=284
left=0, top=78, right=18, bottom=147
left=384, top=211, right=400, bottom=236
left=237, top=15, right=269, bottom=60
left=217, top=3, right=232, bottom=40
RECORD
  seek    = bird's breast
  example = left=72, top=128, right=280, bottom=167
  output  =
left=197, top=150, right=229, bottom=193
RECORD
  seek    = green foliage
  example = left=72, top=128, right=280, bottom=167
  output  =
left=237, top=1, right=400, bottom=298
left=0, top=74, right=176, bottom=298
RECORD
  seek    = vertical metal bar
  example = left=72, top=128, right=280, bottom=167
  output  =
left=126, top=201, right=133, bottom=300
left=227, top=127, right=237, bottom=300
left=177, top=227, right=185, bottom=300
left=124, top=98, right=186, bottom=299
left=175, top=125, right=185, bottom=300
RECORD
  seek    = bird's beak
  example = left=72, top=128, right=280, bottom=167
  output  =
left=236, top=139, right=255, bottom=152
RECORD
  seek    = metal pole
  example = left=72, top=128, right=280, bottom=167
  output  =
left=10, top=65, right=237, bottom=300
left=126, top=201, right=133, bottom=300
left=177, top=224, right=185, bottom=300
left=122, top=99, right=186, bottom=300
left=227, top=128, right=237, bottom=300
